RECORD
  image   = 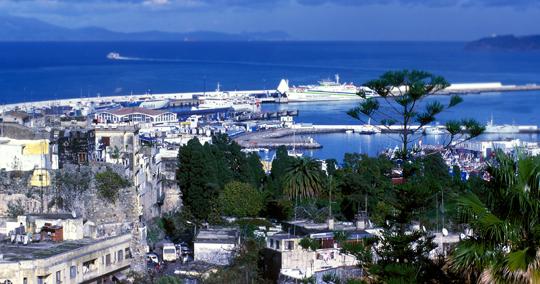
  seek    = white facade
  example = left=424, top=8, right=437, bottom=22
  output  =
left=95, top=108, right=177, bottom=124
left=0, top=138, right=57, bottom=172
left=194, top=242, right=237, bottom=265
left=193, top=227, right=240, bottom=265
left=267, top=234, right=358, bottom=279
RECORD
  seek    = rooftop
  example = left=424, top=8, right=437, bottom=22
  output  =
left=194, top=227, right=239, bottom=244
left=0, top=234, right=130, bottom=262
left=0, top=238, right=94, bottom=262
left=24, top=213, right=80, bottom=220
left=283, top=219, right=372, bottom=238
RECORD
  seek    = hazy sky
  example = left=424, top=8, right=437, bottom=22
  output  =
left=1, top=0, right=540, bottom=40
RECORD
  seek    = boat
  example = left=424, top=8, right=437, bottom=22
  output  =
left=139, top=99, right=170, bottom=110
left=424, top=126, right=447, bottom=135
left=278, top=75, right=377, bottom=102
left=484, top=116, right=519, bottom=134
left=107, top=52, right=121, bottom=60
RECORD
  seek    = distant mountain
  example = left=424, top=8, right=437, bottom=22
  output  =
left=465, top=34, right=540, bottom=51
left=0, top=14, right=289, bottom=41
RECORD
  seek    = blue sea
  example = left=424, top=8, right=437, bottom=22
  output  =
left=1, top=41, right=540, bottom=160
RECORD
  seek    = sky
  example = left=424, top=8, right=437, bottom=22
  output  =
left=1, top=0, right=539, bottom=40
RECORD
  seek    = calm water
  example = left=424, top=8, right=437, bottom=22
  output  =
left=1, top=41, right=539, bottom=159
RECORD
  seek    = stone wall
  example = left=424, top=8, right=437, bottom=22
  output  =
left=0, top=163, right=138, bottom=239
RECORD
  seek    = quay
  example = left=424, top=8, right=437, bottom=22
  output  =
left=234, top=128, right=322, bottom=149
left=236, top=122, right=540, bottom=150
left=0, top=90, right=274, bottom=111
left=2, top=82, right=540, bottom=112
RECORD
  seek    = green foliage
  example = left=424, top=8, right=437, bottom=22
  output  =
left=177, top=136, right=265, bottom=221
left=300, top=276, right=316, bottom=284
left=335, top=154, right=393, bottom=222
left=161, top=209, right=197, bottom=243
left=348, top=69, right=483, bottom=159
left=94, top=168, right=130, bottom=203
left=283, top=157, right=324, bottom=199
left=7, top=199, right=24, bottom=218
left=450, top=152, right=540, bottom=283
left=219, top=181, right=264, bottom=217
left=155, top=276, right=183, bottom=284
left=299, top=237, right=320, bottom=251
left=322, top=273, right=342, bottom=284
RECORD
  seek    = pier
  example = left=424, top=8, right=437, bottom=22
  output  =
left=2, top=82, right=540, bottom=112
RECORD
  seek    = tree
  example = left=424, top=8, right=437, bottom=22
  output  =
left=95, top=168, right=130, bottom=203
left=219, top=181, right=263, bottom=217
left=283, top=158, right=324, bottom=199
left=177, top=138, right=220, bottom=221
left=283, top=157, right=324, bottom=221
left=450, top=152, right=540, bottom=284
left=7, top=199, right=25, bottom=218
left=347, top=70, right=484, bottom=159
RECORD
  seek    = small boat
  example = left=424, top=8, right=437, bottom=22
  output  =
left=107, top=52, right=121, bottom=60
left=345, top=130, right=354, bottom=134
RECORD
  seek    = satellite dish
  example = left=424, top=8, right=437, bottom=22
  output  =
left=422, top=225, right=426, bottom=232
left=442, top=228, right=449, bottom=237
left=71, top=210, right=77, bottom=218
left=460, top=233, right=466, bottom=240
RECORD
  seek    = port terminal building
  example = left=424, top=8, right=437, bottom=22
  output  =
left=94, top=107, right=177, bottom=124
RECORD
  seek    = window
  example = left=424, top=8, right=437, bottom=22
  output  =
left=55, top=271, right=61, bottom=284
left=23, top=278, right=28, bottom=284
left=105, top=254, right=111, bottom=266
left=270, top=239, right=274, bottom=248
left=70, top=266, right=77, bottom=279
left=286, top=241, right=294, bottom=250
left=37, top=277, right=44, bottom=284
left=118, top=250, right=124, bottom=262
left=125, top=248, right=132, bottom=259
left=275, top=241, right=280, bottom=250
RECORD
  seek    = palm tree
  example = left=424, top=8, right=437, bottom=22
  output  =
left=283, top=157, right=323, bottom=199
left=450, top=151, right=540, bottom=283
left=283, top=157, right=324, bottom=220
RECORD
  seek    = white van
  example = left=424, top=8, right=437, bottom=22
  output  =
left=162, top=242, right=177, bottom=262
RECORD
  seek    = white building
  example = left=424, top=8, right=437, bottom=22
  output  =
left=194, top=227, right=240, bottom=265
left=0, top=137, right=58, bottom=172
left=95, top=107, right=177, bottom=124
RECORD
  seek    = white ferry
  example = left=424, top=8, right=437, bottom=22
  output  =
left=139, top=99, right=170, bottom=110
left=484, top=116, right=519, bottom=134
left=278, top=75, right=377, bottom=102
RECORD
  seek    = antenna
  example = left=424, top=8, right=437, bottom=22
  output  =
left=335, top=74, right=340, bottom=84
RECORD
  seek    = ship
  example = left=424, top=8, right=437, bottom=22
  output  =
left=277, top=74, right=377, bottom=102
left=484, top=116, right=519, bottom=134
left=139, top=99, right=170, bottom=110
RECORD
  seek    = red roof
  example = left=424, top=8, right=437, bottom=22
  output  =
left=106, top=107, right=168, bottom=116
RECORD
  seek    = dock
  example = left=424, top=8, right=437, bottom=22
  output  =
left=234, top=128, right=322, bottom=149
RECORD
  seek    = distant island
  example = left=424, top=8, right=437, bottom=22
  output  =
left=466, top=34, right=540, bottom=51
left=0, top=14, right=289, bottom=41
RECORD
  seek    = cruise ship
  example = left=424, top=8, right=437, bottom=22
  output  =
left=278, top=75, right=377, bottom=102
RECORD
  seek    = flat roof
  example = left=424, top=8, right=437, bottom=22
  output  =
left=0, top=239, right=94, bottom=262
left=194, top=227, right=238, bottom=244
left=0, top=235, right=130, bottom=262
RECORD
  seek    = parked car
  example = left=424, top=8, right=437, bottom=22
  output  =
left=146, top=253, right=160, bottom=264
left=162, top=242, right=177, bottom=262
